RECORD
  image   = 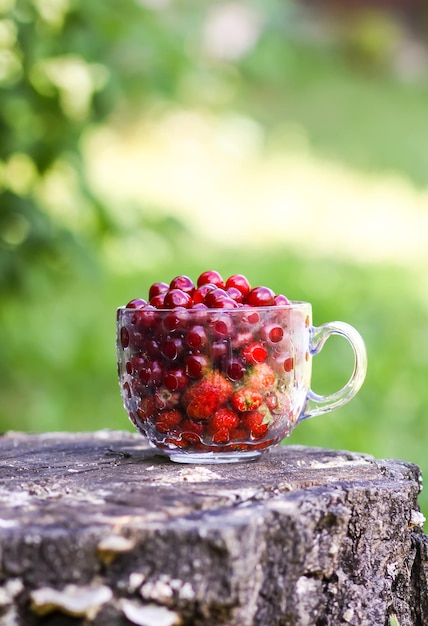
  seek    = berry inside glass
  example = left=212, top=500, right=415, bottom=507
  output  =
left=117, top=272, right=367, bottom=463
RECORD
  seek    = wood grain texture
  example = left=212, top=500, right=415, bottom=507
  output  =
left=0, top=431, right=426, bottom=625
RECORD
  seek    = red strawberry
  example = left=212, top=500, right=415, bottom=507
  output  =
left=186, top=389, right=218, bottom=421
left=208, top=407, right=239, bottom=435
left=156, top=409, right=183, bottom=433
left=242, top=409, right=270, bottom=440
left=202, top=371, right=233, bottom=404
left=182, top=371, right=232, bottom=406
left=212, top=428, right=230, bottom=444
left=245, top=363, right=276, bottom=391
left=137, top=397, right=157, bottom=422
left=180, top=419, right=205, bottom=444
left=231, top=388, right=263, bottom=412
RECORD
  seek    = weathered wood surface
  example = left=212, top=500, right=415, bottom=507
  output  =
left=0, top=431, right=427, bottom=626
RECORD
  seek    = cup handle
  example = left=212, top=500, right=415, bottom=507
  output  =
left=300, top=321, right=367, bottom=421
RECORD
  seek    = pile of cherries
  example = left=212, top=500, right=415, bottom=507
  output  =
left=126, top=270, right=290, bottom=312
left=118, top=270, right=300, bottom=454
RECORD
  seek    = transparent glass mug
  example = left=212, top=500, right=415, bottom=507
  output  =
left=117, top=303, right=367, bottom=463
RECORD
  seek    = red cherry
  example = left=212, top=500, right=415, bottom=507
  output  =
left=163, top=289, right=193, bottom=309
left=212, top=297, right=239, bottom=309
left=169, top=275, right=195, bottom=295
left=142, top=337, right=161, bottom=359
left=284, top=357, right=294, bottom=372
left=149, top=282, right=169, bottom=300
left=120, top=327, right=129, bottom=348
left=210, top=314, right=234, bottom=339
left=185, top=354, right=209, bottom=378
left=225, top=274, right=251, bottom=296
left=126, top=298, right=147, bottom=309
left=139, top=360, right=163, bottom=386
left=260, top=324, right=284, bottom=344
left=162, top=308, right=188, bottom=332
left=185, top=325, right=208, bottom=350
left=241, top=342, right=268, bottom=365
left=246, top=286, right=275, bottom=307
left=204, top=288, right=229, bottom=308
left=161, top=337, right=184, bottom=361
left=274, top=294, right=291, bottom=306
left=197, top=270, right=224, bottom=289
left=163, top=367, right=189, bottom=391
left=212, top=341, right=228, bottom=361
left=150, top=293, right=166, bottom=309
left=193, top=283, right=217, bottom=304
left=226, top=287, right=244, bottom=303
left=132, top=305, right=157, bottom=328
left=223, top=357, right=246, bottom=382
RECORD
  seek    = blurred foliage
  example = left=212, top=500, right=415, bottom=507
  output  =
left=2, top=0, right=428, bottom=519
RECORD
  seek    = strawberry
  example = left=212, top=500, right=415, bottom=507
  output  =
left=208, top=407, right=239, bottom=434
left=137, top=397, right=157, bottom=422
left=212, top=428, right=230, bottom=444
left=245, top=363, right=276, bottom=392
left=155, top=409, right=183, bottom=434
left=242, top=409, right=270, bottom=439
left=180, top=419, right=205, bottom=444
left=202, top=371, right=234, bottom=404
left=231, top=388, right=263, bottom=412
left=186, top=389, right=218, bottom=421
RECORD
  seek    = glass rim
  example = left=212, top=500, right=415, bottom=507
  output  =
left=117, top=300, right=311, bottom=313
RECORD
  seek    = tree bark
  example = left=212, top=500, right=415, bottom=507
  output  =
left=0, top=431, right=426, bottom=626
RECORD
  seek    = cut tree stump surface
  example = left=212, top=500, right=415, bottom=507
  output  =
left=0, top=431, right=427, bottom=626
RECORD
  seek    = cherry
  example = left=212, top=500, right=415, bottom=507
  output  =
left=260, top=324, right=284, bottom=344
left=241, top=342, right=268, bottom=365
left=222, top=357, right=245, bottom=382
left=140, top=338, right=160, bottom=359
left=226, top=287, right=244, bottom=303
left=193, top=283, right=217, bottom=304
left=128, top=354, right=148, bottom=375
left=162, top=308, right=188, bottom=332
left=163, top=289, right=193, bottom=309
left=149, top=282, right=169, bottom=300
left=274, top=294, right=291, bottom=306
left=163, top=367, right=189, bottom=391
left=211, top=297, right=239, bottom=309
left=133, top=305, right=158, bottom=329
left=154, top=387, right=181, bottom=410
left=284, top=357, right=294, bottom=372
left=197, top=270, right=224, bottom=289
left=150, top=293, right=166, bottom=309
left=204, top=288, right=229, bottom=308
left=185, top=325, right=208, bottom=350
left=225, top=274, right=251, bottom=296
left=120, top=327, right=130, bottom=349
left=241, top=310, right=260, bottom=325
left=211, top=341, right=228, bottom=361
left=161, top=336, right=184, bottom=360
left=246, top=286, right=275, bottom=307
left=126, top=298, right=147, bottom=309
left=185, top=354, right=209, bottom=378
left=210, top=314, right=234, bottom=339
left=139, top=360, right=163, bottom=386
left=169, top=275, right=195, bottom=295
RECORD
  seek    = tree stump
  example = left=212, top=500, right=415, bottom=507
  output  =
left=0, top=431, right=427, bottom=626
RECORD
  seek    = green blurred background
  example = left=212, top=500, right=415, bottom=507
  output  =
left=1, top=0, right=428, bottom=513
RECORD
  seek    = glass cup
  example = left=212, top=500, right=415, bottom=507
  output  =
left=117, top=303, right=367, bottom=463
